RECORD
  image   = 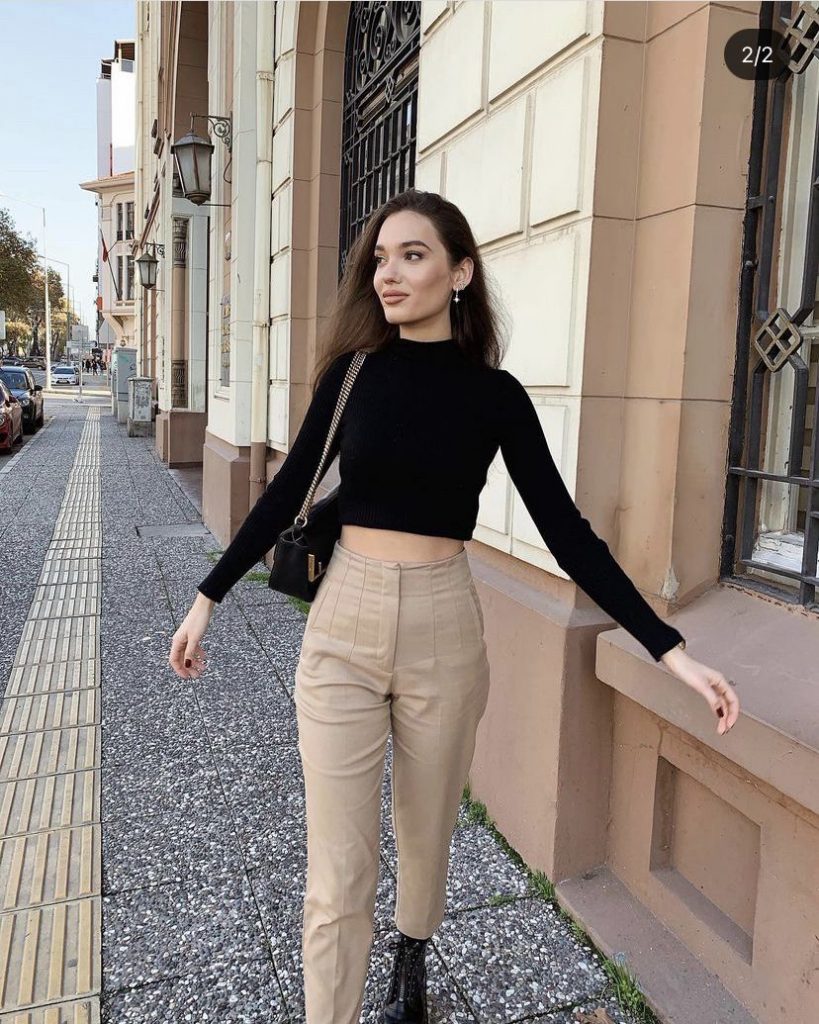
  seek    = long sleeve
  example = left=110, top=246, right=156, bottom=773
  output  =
left=496, top=369, right=685, bottom=662
left=197, top=351, right=355, bottom=603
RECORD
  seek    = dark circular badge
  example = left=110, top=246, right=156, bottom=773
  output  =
left=724, top=28, right=790, bottom=80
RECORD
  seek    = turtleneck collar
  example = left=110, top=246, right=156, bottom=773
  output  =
left=388, top=337, right=459, bottom=355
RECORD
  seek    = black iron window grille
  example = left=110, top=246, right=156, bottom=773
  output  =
left=338, top=1, right=421, bottom=280
left=723, top=1, right=819, bottom=608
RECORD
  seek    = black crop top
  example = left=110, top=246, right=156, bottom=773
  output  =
left=198, top=336, right=686, bottom=661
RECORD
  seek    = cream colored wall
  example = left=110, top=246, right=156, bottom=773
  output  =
left=415, top=0, right=606, bottom=578
left=268, top=1, right=299, bottom=454
left=134, top=0, right=162, bottom=384
left=205, top=0, right=258, bottom=447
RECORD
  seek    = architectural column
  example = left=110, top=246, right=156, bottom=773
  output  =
left=149, top=285, right=157, bottom=399
left=171, top=216, right=188, bottom=408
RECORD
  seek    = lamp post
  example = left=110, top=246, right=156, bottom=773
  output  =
left=0, top=194, right=52, bottom=385
left=36, top=255, right=82, bottom=400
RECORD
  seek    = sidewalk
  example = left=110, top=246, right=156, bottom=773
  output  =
left=0, top=401, right=644, bottom=1024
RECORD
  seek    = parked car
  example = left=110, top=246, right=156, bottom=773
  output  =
left=50, top=365, right=78, bottom=387
left=0, top=366, right=44, bottom=433
left=22, top=356, right=46, bottom=370
left=1, top=357, right=23, bottom=366
left=0, top=380, right=23, bottom=453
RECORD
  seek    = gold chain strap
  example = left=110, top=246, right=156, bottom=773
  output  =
left=293, top=350, right=367, bottom=527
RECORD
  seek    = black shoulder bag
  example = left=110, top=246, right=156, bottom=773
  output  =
left=267, top=350, right=367, bottom=602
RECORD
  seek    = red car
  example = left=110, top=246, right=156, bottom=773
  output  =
left=0, top=379, right=23, bottom=453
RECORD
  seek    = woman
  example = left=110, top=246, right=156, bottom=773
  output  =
left=169, top=189, right=739, bottom=1024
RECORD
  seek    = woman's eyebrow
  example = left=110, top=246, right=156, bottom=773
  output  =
left=374, top=240, right=432, bottom=251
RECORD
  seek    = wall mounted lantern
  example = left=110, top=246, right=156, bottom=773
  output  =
left=171, top=113, right=233, bottom=206
left=136, top=242, right=165, bottom=290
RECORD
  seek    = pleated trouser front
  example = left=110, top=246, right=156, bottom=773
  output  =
left=293, top=539, right=491, bottom=1024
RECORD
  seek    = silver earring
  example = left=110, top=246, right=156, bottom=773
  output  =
left=453, top=287, right=461, bottom=304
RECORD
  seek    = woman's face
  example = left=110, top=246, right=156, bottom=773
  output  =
left=373, top=210, right=471, bottom=335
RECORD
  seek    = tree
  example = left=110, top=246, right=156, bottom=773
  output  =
left=0, top=207, right=39, bottom=318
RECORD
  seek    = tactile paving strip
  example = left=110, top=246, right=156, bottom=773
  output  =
left=36, top=563, right=99, bottom=589
left=0, top=409, right=102, bottom=1019
left=0, top=728, right=99, bottom=782
left=0, top=825, right=99, bottom=911
left=13, top=620, right=98, bottom=670
left=27, top=585, right=100, bottom=623
left=0, top=998, right=100, bottom=1023
left=0, top=693, right=99, bottom=736
left=0, top=773, right=98, bottom=839
left=0, top=897, right=101, bottom=1010
left=5, top=663, right=99, bottom=699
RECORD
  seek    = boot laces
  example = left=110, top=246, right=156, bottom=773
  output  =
left=386, top=937, right=426, bottom=1003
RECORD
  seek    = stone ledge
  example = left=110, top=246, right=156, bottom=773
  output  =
left=595, top=583, right=819, bottom=821
left=555, top=866, right=758, bottom=1024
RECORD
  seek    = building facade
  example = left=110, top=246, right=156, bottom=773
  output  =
left=132, top=4, right=819, bottom=1022
left=80, top=40, right=137, bottom=354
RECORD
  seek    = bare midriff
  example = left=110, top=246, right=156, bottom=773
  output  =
left=339, top=525, right=465, bottom=564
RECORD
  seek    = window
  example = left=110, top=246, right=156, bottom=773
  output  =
left=338, top=1, right=420, bottom=279
left=116, top=256, right=124, bottom=301
left=126, top=255, right=134, bottom=301
left=116, top=202, right=123, bottom=241
left=125, top=201, right=134, bottom=240
left=723, top=2, right=819, bottom=610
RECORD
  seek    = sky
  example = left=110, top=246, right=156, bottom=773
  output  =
left=0, top=0, right=135, bottom=332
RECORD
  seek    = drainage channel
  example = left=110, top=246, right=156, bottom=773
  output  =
left=0, top=406, right=101, bottom=1023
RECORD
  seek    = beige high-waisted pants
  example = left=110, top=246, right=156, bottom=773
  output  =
left=293, top=539, right=491, bottom=1024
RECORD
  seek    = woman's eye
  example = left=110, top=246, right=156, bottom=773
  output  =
left=375, top=252, right=422, bottom=264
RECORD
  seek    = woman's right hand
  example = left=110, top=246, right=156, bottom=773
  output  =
left=169, top=593, right=215, bottom=679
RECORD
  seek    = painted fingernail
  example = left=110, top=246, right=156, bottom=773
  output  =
left=185, top=658, right=191, bottom=668
left=717, top=707, right=724, bottom=717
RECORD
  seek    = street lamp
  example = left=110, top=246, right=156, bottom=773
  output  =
left=37, top=256, right=88, bottom=403
left=0, top=193, right=52, bottom=384
left=136, top=242, right=165, bottom=290
left=171, top=113, right=232, bottom=206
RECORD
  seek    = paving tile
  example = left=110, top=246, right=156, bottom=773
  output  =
left=0, top=996, right=101, bottom=1023
left=99, top=956, right=287, bottom=1023
left=4, top=660, right=99, bottom=699
left=101, top=873, right=270, bottom=992
left=0, top=897, right=101, bottom=1012
left=0, top=727, right=100, bottom=782
left=0, top=824, right=100, bottom=911
left=0, top=691, right=99, bottom=735
left=432, top=898, right=611, bottom=1021
left=102, top=801, right=245, bottom=895
left=100, top=751, right=222, bottom=823
left=0, top=770, right=99, bottom=838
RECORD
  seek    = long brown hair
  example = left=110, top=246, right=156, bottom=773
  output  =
left=311, top=188, right=510, bottom=394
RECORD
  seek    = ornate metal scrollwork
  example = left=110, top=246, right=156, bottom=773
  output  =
left=338, top=3, right=421, bottom=279
left=347, top=3, right=419, bottom=102
left=753, top=308, right=804, bottom=371
left=781, top=2, right=819, bottom=74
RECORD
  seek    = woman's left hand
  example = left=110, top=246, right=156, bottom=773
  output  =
left=660, top=647, right=740, bottom=736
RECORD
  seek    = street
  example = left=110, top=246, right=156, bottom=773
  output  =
left=0, top=393, right=638, bottom=1023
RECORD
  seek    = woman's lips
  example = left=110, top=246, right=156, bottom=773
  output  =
left=383, top=294, right=407, bottom=304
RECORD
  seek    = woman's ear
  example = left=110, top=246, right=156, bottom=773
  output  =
left=455, top=256, right=474, bottom=289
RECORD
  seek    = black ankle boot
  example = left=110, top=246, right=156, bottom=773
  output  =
left=383, top=929, right=430, bottom=1024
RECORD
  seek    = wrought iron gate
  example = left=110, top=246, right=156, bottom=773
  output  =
left=723, top=1, right=819, bottom=609
left=338, top=2, right=421, bottom=279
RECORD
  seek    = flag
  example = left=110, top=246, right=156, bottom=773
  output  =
left=100, top=228, right=109, bottom=263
